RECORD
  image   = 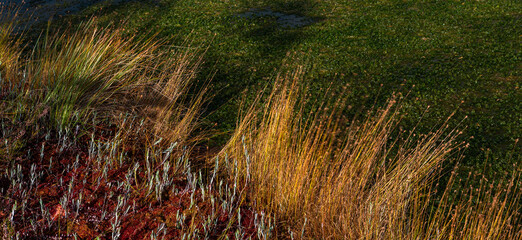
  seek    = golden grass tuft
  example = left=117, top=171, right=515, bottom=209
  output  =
left=1, top=17, right=206, bottom=149
left=220, top=67, right=520, bottom=239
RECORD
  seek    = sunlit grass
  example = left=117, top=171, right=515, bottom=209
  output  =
left=2, top=16, right=206, bottom=150
left=220, top=67, right=520, bottom=239
left=0, top=10, right=520, bottom=239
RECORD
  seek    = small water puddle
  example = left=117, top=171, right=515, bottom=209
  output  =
left=237, top=7, right=316, bottom=28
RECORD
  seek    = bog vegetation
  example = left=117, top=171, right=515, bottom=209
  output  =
left=0, top=8, right=520, bottom=240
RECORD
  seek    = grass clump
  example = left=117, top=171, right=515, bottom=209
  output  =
left=3, top=17, right=206, bottom=148
left=220, top=67, right=521, bottom=239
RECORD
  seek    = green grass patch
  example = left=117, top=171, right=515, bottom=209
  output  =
left=71, top=0, right=521, bottom=179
